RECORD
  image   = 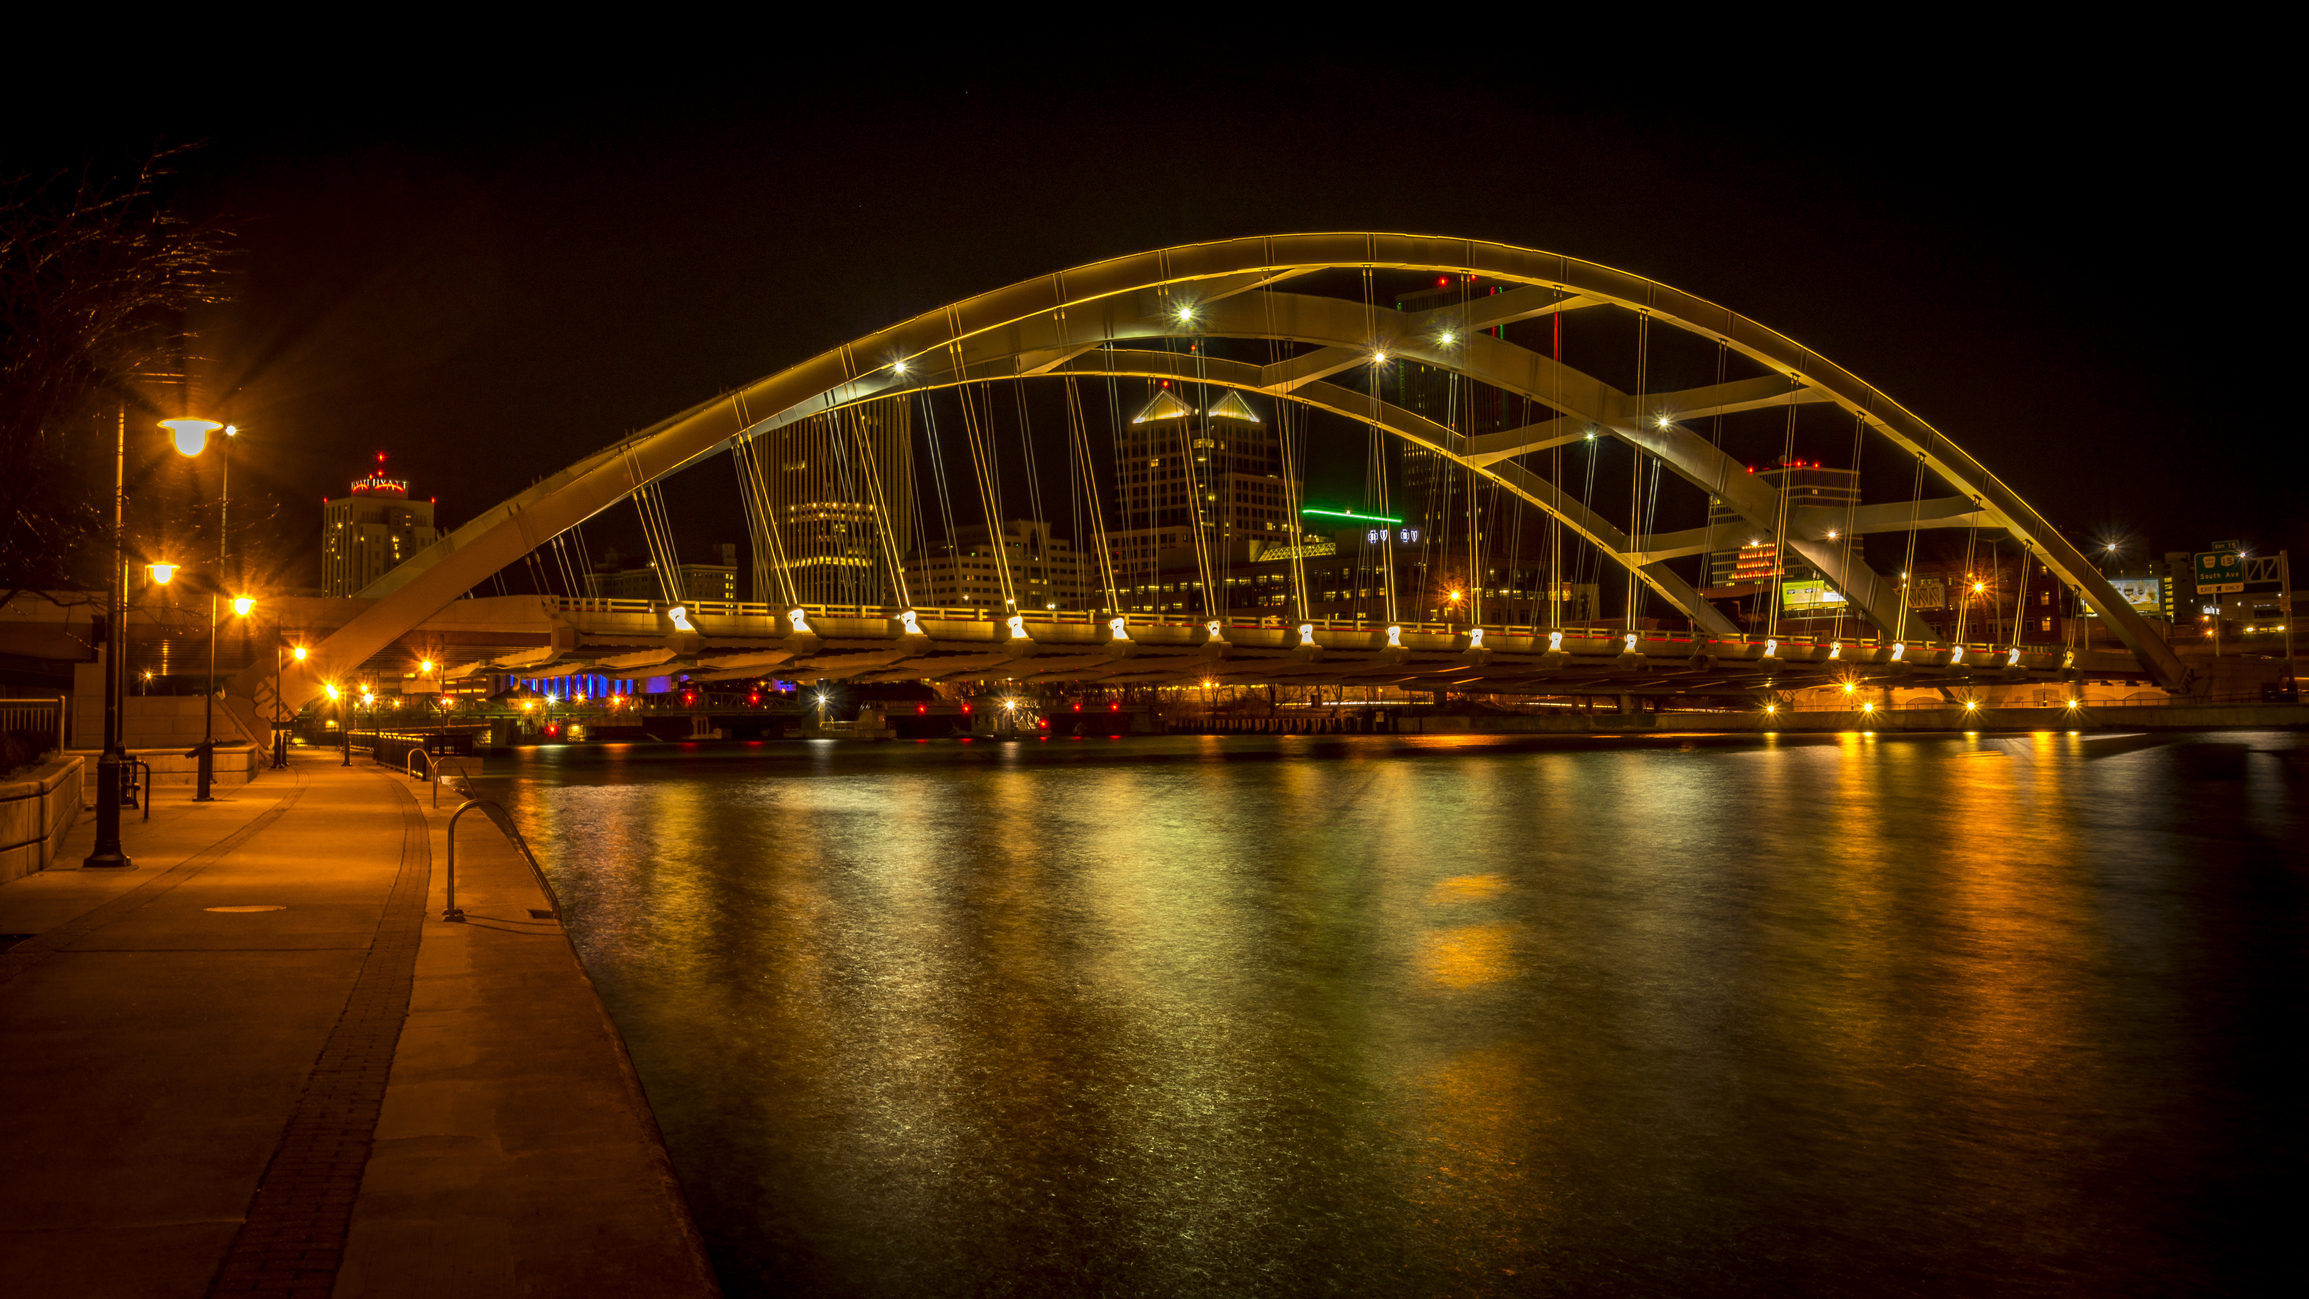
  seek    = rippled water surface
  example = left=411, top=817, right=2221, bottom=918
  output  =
left=480, top=731, right=2305, bottom=1296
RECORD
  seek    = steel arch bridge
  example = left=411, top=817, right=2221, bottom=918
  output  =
left=239, top=233, right=2188, bottom=715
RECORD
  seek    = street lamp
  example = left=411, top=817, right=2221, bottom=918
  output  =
left=336, top=682, right=352, bottom=766
left=161, top=416, right=222, bottom=457
left=87, top=410, right=224, bottom=867
left=161, top=418, right=241, bottom=802
left=273, top=638, right=306, bottom=769
left=195, top=592, right=253, bottom=802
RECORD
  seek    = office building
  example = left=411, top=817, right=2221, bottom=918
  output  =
left=322, top=456, right=439, bottom=597
left=746, top=399, right=915, bottom=606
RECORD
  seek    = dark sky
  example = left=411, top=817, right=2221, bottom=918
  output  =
left=15, top=47, right=2294, bottom=583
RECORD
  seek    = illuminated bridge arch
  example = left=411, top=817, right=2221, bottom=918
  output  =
left=248, top=233, right=2188, bottom=709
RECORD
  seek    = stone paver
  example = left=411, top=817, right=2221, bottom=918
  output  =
left=0, top=752, right=717, bottom=1297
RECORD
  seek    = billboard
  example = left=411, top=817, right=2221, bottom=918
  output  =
left=2105, top=576, right=2162, bottom=613
left=1781, top=580, right=1847, bottom=611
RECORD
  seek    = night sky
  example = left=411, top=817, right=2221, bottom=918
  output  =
left=15, top=49, right=2292, bottom=587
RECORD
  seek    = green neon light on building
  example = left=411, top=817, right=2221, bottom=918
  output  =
left=1301, top=506, right=1404, bottom=525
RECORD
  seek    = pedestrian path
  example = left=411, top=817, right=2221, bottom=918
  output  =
left=0, top=752, right=718, bottom=1297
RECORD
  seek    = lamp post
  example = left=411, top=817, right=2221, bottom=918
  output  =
left=154, top=416, right=232, bottom=800
left=196, top=593, right=254, bottom=801
left=83, top=408, right=150, bottom=868
left=195, top=424, right=239, bottom=801
left=275, top=641, right=304, bottom=769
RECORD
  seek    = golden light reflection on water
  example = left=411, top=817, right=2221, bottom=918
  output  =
left=1418, top=922, right=1517, bottom=989
left=481, top=731, right=2300, bottom=1296
left=1428, top=873, right=1509, bottom=904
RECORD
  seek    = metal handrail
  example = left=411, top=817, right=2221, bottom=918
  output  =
left=405, top=746, right=434, bottom=781
left=123, top=759, right=152, bottom=822
left=442, top=799, right=562, bottom=924
left=431, top=754, right=480, bottom=809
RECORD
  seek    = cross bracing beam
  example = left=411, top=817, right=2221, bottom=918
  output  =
left=1629, top=498, right=1994, bottom=564
left=241, top=233, right=2185, bottom=711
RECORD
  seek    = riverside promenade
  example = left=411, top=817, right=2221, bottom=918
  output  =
left=0, top=751, right=720, bottom=1297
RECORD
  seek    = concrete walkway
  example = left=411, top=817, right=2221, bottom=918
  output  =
left=0, top=752, right=718, bottom=1297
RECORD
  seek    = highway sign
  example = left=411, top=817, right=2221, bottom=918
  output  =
left=2196, top=546, right=2244, bottom=594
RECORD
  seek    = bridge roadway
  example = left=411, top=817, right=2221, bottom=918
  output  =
left=430, top=597, right=2149, bottom=697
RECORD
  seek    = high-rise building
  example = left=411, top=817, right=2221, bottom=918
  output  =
left=745, top=400, right=916, bottom=606
left=322, top=456, right=438, bottom=597
left=1109, top=383, right=1293, bottom=573
left=1704, top=461, right=1864, bottom=594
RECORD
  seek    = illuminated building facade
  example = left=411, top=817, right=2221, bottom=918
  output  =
left=1109, top=385, right=1294, bottom=573
left=322, top=456, right=439, bottom=597
left=751, top=400, right=915, bottom=605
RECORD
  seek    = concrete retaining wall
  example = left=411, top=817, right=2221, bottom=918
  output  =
left=0, top=755, right=84, bottom=881
left=61, top=745, right=261, bottom=799
left=71, top=661, right=267, bottom=751
left=1407, top=702, right=2309, bottom=735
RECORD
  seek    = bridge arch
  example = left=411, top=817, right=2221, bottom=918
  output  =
left=248, top=233, right=2186, bottom=710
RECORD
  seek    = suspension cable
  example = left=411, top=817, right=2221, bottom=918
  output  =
left=1832, top=408, right=1865, bottom=642
left=953, top=370, right=1018, bottom=611
left=1063, top=377, right=1121, bottom=615
left=633, top=482, right=684, bottom=604
left=1764, top=368, right=1801, bottom=640
left=844, top=402, right=911, bottom=609
left=916, top=391, right=962, bottom=606
left=1893, top=451, right=1929, bottom=642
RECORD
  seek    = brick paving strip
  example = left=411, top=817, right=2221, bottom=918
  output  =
left=205, top=777, right=431, bottom=1299
left=0, top=769, right=311, bottom=990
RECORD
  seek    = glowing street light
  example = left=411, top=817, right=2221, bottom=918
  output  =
left=293, top=645, right=307, bottom=662
left=160, top=416, right=223, bottom=457
left=147, top=562, right=178, bottom=585
left=232, top=595, right=255, bottom=617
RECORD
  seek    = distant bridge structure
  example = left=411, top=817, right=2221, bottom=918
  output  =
left=232, top=234, right=2187, bottom=721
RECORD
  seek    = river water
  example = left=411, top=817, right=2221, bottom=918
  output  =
left=478, top=731, right=2304, bottom=1297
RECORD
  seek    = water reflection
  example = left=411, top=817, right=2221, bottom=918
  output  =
left=484, top=731, right=2306, bottom=1297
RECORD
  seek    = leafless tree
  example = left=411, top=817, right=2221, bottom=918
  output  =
left=0, top=146, right=231, bottom=606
